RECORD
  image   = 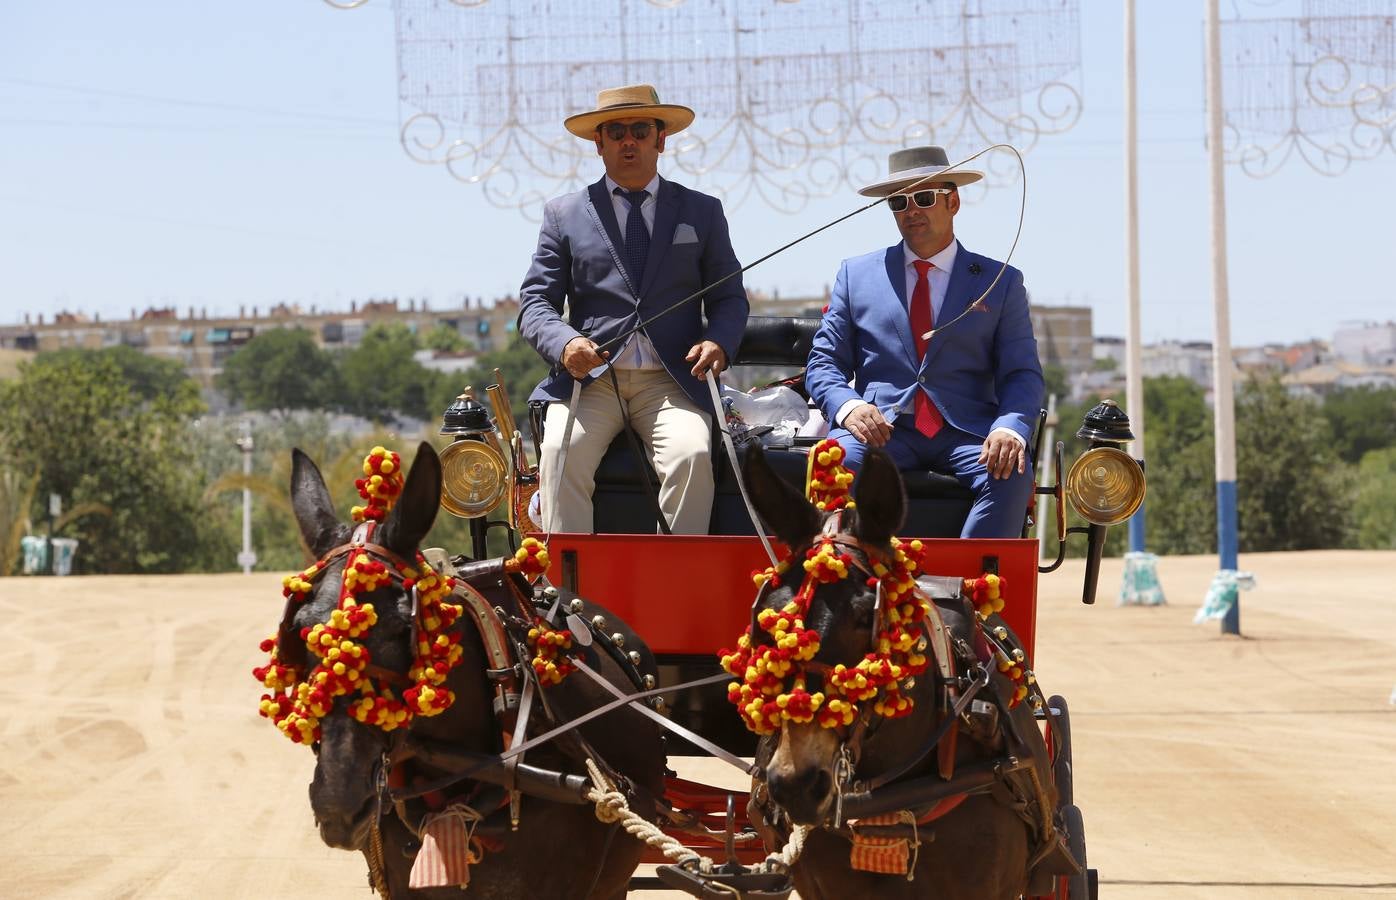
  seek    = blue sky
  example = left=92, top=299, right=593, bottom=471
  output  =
left=2, top=1, right=1392, bottom=347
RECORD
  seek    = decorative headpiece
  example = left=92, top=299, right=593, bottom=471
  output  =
left=254, top=447, right=466, bottom=744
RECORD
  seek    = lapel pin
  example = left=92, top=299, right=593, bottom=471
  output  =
left=968, top=263, right=982, bottom=275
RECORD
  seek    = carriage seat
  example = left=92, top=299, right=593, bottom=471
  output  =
left=591, top=316, right=976, bottom=536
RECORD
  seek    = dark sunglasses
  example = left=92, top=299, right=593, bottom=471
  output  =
left=601, top=121, right=656, bottom=142
left=887, top=188, right=954, bottom=212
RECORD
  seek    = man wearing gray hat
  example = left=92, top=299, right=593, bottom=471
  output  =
left=518, top=84, right=749, bottom=534
left=805, top=146, right=1044, bottom=538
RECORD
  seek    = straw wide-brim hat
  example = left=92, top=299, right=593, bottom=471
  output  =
left=563, top=84, right=695, bottom=139
left=858, top=146, right=983, bottom=196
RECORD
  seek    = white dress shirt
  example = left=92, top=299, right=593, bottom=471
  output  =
left=603, top=174, right=663, bottom=371
left=835, top=239, right=1025, bottom=449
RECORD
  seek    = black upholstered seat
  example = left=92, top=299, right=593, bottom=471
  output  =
left=588, top=315, right=978, bottom=536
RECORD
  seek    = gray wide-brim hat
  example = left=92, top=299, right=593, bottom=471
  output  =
left=858, top=145, right=984, bottom=196
left=564, top=84, right=695, bottom=139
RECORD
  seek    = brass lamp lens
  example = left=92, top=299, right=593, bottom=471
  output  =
left=1066, top=446, right=1146, bottom=527
left=439, top=440, right=508, bottom=519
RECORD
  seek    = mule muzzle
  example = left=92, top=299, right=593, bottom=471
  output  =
left=308, top=715, right=390, bottom=850
left=312, top=791, right=376, bottom=850
left=766, top=763, right=836, bottom=826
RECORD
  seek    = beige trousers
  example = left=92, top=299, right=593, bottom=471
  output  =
left=540, top=368, right=713, bottom=534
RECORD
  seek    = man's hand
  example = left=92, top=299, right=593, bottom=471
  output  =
left=686, top=340, right=727, bottom=378
left=978, top=430, right=1025, bottom=480
left=844, top=403, right=893, bottom=448
left=561, top=336, right=609, bottom=379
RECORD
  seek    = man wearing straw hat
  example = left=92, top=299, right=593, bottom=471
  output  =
left=805, top=146, right=1044, bottom=538
left=519, top=84, right=749, bottom=534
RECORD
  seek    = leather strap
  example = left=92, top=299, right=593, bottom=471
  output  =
left=706, top=373, right=779, bottom=568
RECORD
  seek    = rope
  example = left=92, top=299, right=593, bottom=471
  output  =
left=581, top=758, right=812, bottom=875
left=765, top=822, right=813, bottom=870
left=584, top=758, right=715, bottom=871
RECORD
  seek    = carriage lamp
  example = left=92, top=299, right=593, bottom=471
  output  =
left=1066, top=400, right=1146, bottom=527
left=438, top=389, right=510, bottom=539
left=1061, top=399, right=1147, bottom=605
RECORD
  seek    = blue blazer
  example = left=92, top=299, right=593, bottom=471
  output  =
left=806, top=241, right=1044, bottom=445
left=518, top=176, right=749, bottom=412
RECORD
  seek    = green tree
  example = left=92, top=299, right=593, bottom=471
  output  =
left=338, top=323, right=443, bottom=423
left=195, top=413, right=390, bottom=571
left=218, top=328, right=341, bottom=412
left=107, top=345, right=205, bottom=416
left=424, top=323, right=468, bottom=353
left=1049, top=378, right=1215, bottom=557
left=1350, top=446, right=1396, bottom=549
left=0, top=350, right=234, bottom=573
left=1234, top=377, right=1352, bottom=550
left=1320, top=385, right=1396, bottom=464
left=432, top=334, right=552, bottom=439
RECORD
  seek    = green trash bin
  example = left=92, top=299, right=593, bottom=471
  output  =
left=21, top=536, right=49, bottom=575
left=50, top=538, right=79, bottom=576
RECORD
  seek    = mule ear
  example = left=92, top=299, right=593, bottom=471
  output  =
left=378, top=442, right=442, bottom=556
left=291, top=448, right=343, bottom=559
left=851, top=448, right=905, bottom=549
left=742, top=443, right=821, bottom=549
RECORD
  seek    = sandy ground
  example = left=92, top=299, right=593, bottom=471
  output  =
left=3, top=551, right=1395, bottom=899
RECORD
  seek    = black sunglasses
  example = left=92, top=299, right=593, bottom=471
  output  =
left=601, top=122, right=656, bottom=142
left=887, top=188, right=954, bottom=212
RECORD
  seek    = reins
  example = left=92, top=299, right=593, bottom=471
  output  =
left=540, top=143, right=1028, bottom=545
left=591, top=143, right=1029, bottom=359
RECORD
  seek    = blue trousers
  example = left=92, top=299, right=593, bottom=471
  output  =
left=828, top=418, right=1035, bottom=539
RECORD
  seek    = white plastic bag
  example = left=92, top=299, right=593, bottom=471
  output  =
left=721, top=385, right=810, bottom=448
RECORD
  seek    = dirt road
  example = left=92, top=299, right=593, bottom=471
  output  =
left=4, top=551, right=1394, bottom=898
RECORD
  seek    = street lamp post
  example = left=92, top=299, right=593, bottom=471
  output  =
left=1124, top=0, right=1147, bottom=553
left=235, top=421, right=257, bottom=574
left=1205, top=0, right=1241, bottom=634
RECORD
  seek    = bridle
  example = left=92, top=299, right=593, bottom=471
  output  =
left=752, top=510, right=996, bottom=823
left=273, top=521, right=427, bottom=703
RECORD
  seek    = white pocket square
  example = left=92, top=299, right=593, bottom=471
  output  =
left=672, top=223, right=699, bottom=245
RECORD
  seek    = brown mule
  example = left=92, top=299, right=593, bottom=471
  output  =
left=740, top=444, right=1066, bottom=900
left=284, top=443, right=666, bottom=899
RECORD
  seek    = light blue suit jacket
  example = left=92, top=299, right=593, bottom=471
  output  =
left=806, top=241, right=1044, bottom=445
left=518, top=176, right=749, bottom=412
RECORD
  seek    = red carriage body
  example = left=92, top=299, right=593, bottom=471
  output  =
left=543, top=534, right=1041, bottom=660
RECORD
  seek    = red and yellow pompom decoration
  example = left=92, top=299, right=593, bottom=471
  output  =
left=719, top=536, right=934, bottom=734
left=255, top=446, right=465, bottom=744
left=506, top=537, right=574, bottom=684
left=526, top=620, right=577, bottom=685
left=806, top=438, right=856, bottom=512
left=964, top=573, right=1031, bottom=708
left=994, top=646, right=1030, bottom=708
left=352, top=446, right=403, bottom=523
left=506, top=537, right=551, bottom=579
left=964, top=573, right=1006, bottom=619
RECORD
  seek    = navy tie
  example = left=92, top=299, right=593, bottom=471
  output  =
left=616, top=187, right=650, bottom=287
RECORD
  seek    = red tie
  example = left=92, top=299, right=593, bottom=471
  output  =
left=909, top=259, right=944, bottom=439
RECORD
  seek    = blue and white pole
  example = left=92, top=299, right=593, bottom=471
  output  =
left=1124, top=0, right=1147, bottom=555
left=1205, top=0, right=1241, bottom=635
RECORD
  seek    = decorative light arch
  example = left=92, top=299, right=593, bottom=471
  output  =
left=1220, top=0, right=1395, bottom=177
left=328, top=0, right=1083, bottom=218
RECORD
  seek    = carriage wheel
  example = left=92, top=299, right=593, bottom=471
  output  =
left=1047, top=695, right=1073, bottom=808
left=1057, top=803, right=1091, bottom=900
